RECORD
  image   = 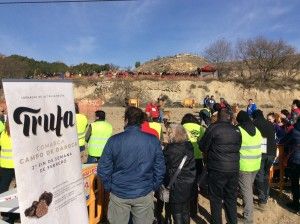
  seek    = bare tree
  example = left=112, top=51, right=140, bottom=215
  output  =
left=279, top=54, right=300, bottom=80
left=204, top=38, right=232, bottom=77
left=235, top=37, right=296, bottom=81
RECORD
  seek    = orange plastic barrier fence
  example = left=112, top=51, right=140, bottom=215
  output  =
left=269, top=145, right=285, bottom=194
left=83, top=165, right=109, bottom=224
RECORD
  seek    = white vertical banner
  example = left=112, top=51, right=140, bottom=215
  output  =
left=2, top=80, right=88, bottom=224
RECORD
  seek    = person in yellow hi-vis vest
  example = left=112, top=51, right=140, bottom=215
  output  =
left=75, top=103, right=88, bottom=152
left=149, top=117, right=163, bottom=141
left=237, top=111, right=262, bottom=224
left=0, top=121, right=15, bottom=194
left=0, top=120, right=4, bottom=134
left=181, top=113, right=206, bottom=217
left=85, top=110, right=112, bottom=164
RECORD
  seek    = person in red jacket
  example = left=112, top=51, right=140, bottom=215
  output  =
left=141, top=113, right=159, bottom=139
left=145, top=100, right=160, bottom=120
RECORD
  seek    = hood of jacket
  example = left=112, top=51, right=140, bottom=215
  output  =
left=237, top=111, right=256, bottom=136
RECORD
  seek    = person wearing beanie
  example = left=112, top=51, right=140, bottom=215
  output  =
left=252, top=110, right=276, bottom=210
left=236, top=111, right=262, bottom=224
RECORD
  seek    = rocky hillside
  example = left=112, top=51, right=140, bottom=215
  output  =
left=73, top=80, right=299, bottom=111
left=136, top=54, right=209, bottom=73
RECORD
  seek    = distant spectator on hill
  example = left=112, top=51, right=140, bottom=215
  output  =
left=247, top=99, right=257, bottom=118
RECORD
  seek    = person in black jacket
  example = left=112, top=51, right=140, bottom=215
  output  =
left=164, top=124, right=197, bottom=224
left=199, top=109, right=242, bottom=224
left=280, top=118, right=300, bottom=214
left=252, top=110, right=276, bottom=209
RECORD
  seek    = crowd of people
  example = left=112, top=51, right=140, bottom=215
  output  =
left=93, top=98, right=300, bottom=224
left=0, top=97, right=300, bottom=224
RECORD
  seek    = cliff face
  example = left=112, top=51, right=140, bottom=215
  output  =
left=74, top=80, right=299, bottom=110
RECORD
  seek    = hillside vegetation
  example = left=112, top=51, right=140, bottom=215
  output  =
left=136, top=53, right=209, bottom=73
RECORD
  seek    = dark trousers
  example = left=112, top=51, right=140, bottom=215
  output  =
left=86, top=155, right=100, bottom=164
left=190, top=159, right=203, bottom=216
left=208, top=170, right=238, bottom=224
left=255, top=154, right=274, bottom=204
left=290, top=163, right=300, bottom=208
left=155, top=198, right=171, bottom=222
left=0, top=168, right=15, bottom=194
left=170, top=201, right=190, bottom=224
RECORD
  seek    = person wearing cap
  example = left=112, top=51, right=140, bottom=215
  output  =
left=199, top=109, right=242, bottom=224
left=85, top=110, right=113, bottom=163
left=252, top=110, right=276, bottom=210
left=236, top=111, right=262, bottom=224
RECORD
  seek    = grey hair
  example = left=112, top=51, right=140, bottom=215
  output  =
left=168, top=124, right=188, bottom=143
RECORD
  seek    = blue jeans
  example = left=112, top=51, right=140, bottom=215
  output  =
left=86, top=155, right=100, bottom=164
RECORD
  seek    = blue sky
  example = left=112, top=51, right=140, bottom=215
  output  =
left=0, top=0, right=299, bottom=67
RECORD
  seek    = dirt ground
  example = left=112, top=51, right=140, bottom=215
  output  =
left=96, top=106, right=300, bottom=224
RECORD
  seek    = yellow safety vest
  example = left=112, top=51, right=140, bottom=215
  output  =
left=0, top=121, right=4, bottom=134
left=239, top=127, right=262, bottom=172
left=76, top=113, right=88, bottom=147
left=0, top=131, right=14, bottom=169
left=149, top=122, right=162, bottom=138
left=183, top=123, right=206, bottom=159
left=88, top=121, right=113, bottom=157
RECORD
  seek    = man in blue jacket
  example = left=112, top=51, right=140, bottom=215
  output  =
left=247, top=99, right=257, bottom=118
left=98, top=106, right=165, bottom=224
